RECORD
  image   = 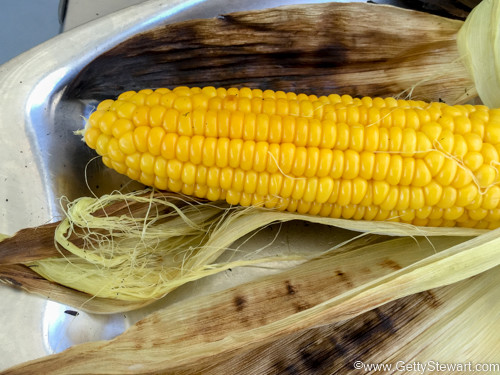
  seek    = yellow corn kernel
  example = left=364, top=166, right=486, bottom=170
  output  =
left=343, top=150, right=360, bottom=180
left=291, top=147, right=307, bottom=176
left=359, top=151, right=375, bottom=180
left=372, top=181, right=390, bottom=205
left=112, top=118, right=134, bottom=139
left=216, top=110, right=230, bottom=138
left=84, top=127, right=101, bottom=149
left=203, top=137, right=217, bottom=167
left=435, top=158, right=458, bottom=186
left=389, top=127, right=403, bottom=151
left=178, top=111, right=193, bottom=136
left=154, top=156, right=168, bottom=178
left=475, top=164, right=496, bottom=187
left=253, top=141, right=269, bottom=172
left=337, top=180, right=352, bottom=206
left=305, top=147, right=320, bottom=178
left=482, top=186, right=500, bottom=209
left=412, top=159, right=432, bottom=187
left=378, top=127, right=390, bottom=151
left=372, top=153, right=391, bottom=180
left=125, top=153, right=141, bottom=171
left=206, top=167, right=220, bottom=188
left=140, top=153, right=156, bottom=175
left=95, top=134, right=111, bottom=156
left=456, top=184, right=478, bottom=207
left=464, top=132, right=482, bottom=152
left=386, top=155, right=403, bottom=185
left=395, top=186, right=410, bottom=210
left=351, top=178, right=368, bottom=205
left=117, top=91, right=136, bottom=101
left=410, top=187, right=425, bottom=209
left=307, top=119, right=322, bottom=147
left=316, top=177, right=334, bottom=203
left=481, top=143, right=499, bottom=163
left=106, top=138, right=125, bottom=163
left=485, top=122, right=500, bottom=144
left=149, top=105, right=166, bottom=127
left=423, top=181, right=443, bottom=206
left=147, top=127, right=166, bottom=156
left=335, top=123, right=350, bottom=150
left=437, top=186, right=457, bottom=209
left=452, top=134, right=468, bottom=158
left=380, top=186, right=399, bottom=211
left=303, top=177, right=318, bottom=202
left=269, top=173, right=284, bottom=197
left=162, top=108, right=179, bottom=133
left=463, top=151, right=484, bottom=172
left=99, top=111, right=117, bottom=135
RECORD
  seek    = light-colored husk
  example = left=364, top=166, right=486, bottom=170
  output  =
left=458, top=0, right=500, bottom=107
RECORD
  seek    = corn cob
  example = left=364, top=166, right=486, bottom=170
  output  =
left=83, top=86, right=500, bottom=229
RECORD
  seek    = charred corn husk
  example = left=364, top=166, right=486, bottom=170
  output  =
left=83, top=86, right=500, bottom=229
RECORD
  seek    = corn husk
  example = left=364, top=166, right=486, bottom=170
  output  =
left=183, top=266, right=500, bottom=375
left=2, top=229, right=498, bottom=374
left=458, top=0, right=500, bottom=107
left=68, top=2, right=474, bottom=104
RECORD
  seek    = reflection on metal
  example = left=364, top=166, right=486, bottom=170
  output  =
left=42, top=301, right=128, bottom=354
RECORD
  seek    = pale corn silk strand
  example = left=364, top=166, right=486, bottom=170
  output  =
left=458, top=0, right=500, bottom=108
left=28, top=185, right=485, bottom=303
left=28, top=191, right=317, bottom=302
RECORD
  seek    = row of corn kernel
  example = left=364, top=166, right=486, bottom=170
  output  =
left=111, top=86, right=492, bottom=125
left=98, top=115, right=499, bottom=171
left=101, top=122, right=500, bottom=192
left=112, top=148, right=500, bottom=210
left=102, top=152, right=499, bottom=229
left=116, top=136, right=495, bottom=190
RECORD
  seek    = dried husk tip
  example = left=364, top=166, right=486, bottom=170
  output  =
left=458, top=0, right=500, bottom=107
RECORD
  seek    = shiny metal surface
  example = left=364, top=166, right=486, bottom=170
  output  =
left=0, top=0, right=405, bottom=370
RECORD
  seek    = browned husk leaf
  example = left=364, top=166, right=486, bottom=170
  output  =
left=6, top=233, right=497, bottom=374
left=66, top=3, right=474, bottom=104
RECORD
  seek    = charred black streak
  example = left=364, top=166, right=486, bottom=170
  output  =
left=293, top=301, right=311, bottom=313
left=300, top=334, right=347, bottom=371
left=234, top=295, right=247, bottom=312
left=328, top=336, right=348, bottom=358
left=285, top=280, right=311, bottom=312
left=273, top=361, right=300, bottom=375
left=380, top=259, right=402, bottom=271
left=348, top=308, right=396, bottom=344
left=215, top=13, right=275, bottom=33
left=421, top=290, right=442, bottom=309
left=335, top=270, right=353, bottom=287
left=285, top=280, right=296, bottom=296
left=0, top=277, right=23, bottom=288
